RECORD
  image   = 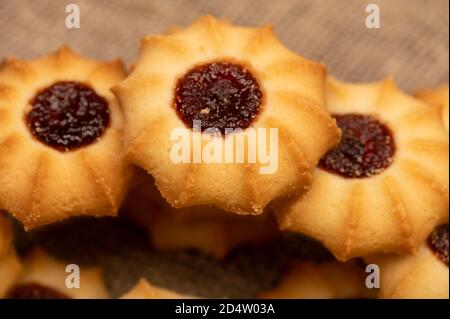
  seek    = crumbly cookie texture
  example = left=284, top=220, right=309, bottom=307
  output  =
left=365, top=224, right=449, bottom=299
left=258, top=260, right=372, bottom=299
left=415, top=84, right=449, bottom=133
left=121, top=175, right=280, bottom=258
left=113, top=15, right=340, bottom=215
left=0, top=46, right=134, bottom=229
left=121, top=278, right=195, bottom=299
left=5, top=246, right=109, bottom=299
left=276, top=77, right=449, bottom=261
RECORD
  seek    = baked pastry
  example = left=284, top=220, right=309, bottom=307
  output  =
left=147, top=211, right=279, bottom=258
left=5, top=246, right=109, bottom=299
left=0, top=47, right=133, bottom=229
left=113, top=15, right=340, bottom=215
left=122, top=175, right=280, bottom=258
left=121, top=278, right=195, bottom=299
left=366, top=224, right=448, bottom=299
left=0, top=213, right=22, bottom=298
left=258, top=260, right=371, bottom=299
left=415, top=84, right=449, bottom=133
left=276, top=77, right=449, bottom=261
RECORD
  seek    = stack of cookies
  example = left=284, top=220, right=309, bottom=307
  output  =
left=0, top=16, right=448, bottom=299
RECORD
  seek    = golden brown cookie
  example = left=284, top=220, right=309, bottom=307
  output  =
left=366, top=224, right=448, bottom=299
left=121, top=278, right=195, bottom=299
left=276, top=77, right=449, bottom=261
left=5, top=246, right=109, bottom=299
left=258, top=260, right=371, bottom=299
left=113, top=15, right=340, bottom=215
left=122, top=175, right=280, bottom=258
left=415, top=84, right=449, bottom=133
left=0, top=47, right=133, bottom=229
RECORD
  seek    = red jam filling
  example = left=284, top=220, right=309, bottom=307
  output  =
left=26, top=81, right=110, bottom=151
left=6, top=283, right=70, bottom=299
left=174, top=61, right=262, bottom=133
left=319, top=114, right=395, bottom=178
left=427, top=224, right=449, bottom=266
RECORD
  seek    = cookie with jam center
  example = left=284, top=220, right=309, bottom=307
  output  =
left=0, top=47, right=134, bottom=229
left=276, top=77, right=449, bottom=261
left=113, top=15, right=340, bottom=215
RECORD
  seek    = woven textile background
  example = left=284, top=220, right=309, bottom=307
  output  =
left=0, top=0, right=448, bottom=91
left=1, top=0, right=449, bottom=298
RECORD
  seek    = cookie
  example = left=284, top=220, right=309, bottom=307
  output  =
left=0, top=47, right=134, bottom=229
left=276, top=77, right=449, bottom=260
left=113, top=15, right=340, bottom=215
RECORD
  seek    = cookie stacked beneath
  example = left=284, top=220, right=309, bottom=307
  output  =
left=0, top=16, right=448, bottom=299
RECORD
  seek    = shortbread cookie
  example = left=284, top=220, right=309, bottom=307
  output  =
left=0, top=47, right=133, bottom=229
left=0, top=213, right=22, bottom=298
left=258, top=260, right=371, bottom=299
left=366, top=224, right=448, bottom=299
left=113, top=15, right=340, bottom=215
left=121, top=278, right=195, bottom=299
left=5, top=246, right=109, bottom=299
left=276, top=78, right=449, bottom=261
left=122, top=175, right=280, bottom=258
left=415, top=84, right=449, bottom=133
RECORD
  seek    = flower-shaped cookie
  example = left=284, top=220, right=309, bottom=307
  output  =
left=113, top=16, right=340, bottom=215
left=0, top=47, right=133, bottom=229
left=122, top=175, right=280, bottom=258
left=276, top=78, right=449, bottom=261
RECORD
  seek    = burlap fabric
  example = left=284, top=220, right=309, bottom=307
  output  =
left=1, top=0, right=449, bottom=298
left=1, top=0, right=448, bottom=90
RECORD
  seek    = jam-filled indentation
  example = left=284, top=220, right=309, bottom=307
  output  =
left=428, top=224, right=449, bottom=266
left=26, top=81, right=110, bottom=151
left=6, top=283, right=70, bottom=299
left=319, top=114, right=395, bottom=178
left=174, top=61, right=262, bottom=133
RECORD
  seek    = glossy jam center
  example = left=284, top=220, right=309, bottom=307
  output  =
left=6, top=283, right=70, bottom=299
left=26, top=81, right=110, bottom=151
left=174, top=61, right=262, bottom=133
left=427, top=224, right=449, bottom=266
left=319, top=114, right=395, bottom=178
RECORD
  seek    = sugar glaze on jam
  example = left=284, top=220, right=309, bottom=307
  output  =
left=26, top=81, right=110, bottom=151
left=319, top=114, right=395, bottom=178
left=6, top=283, right=70, bottom=299
left=174, top=61, right=262, bottom=133
left=427, top=224, right=449, bottom=266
